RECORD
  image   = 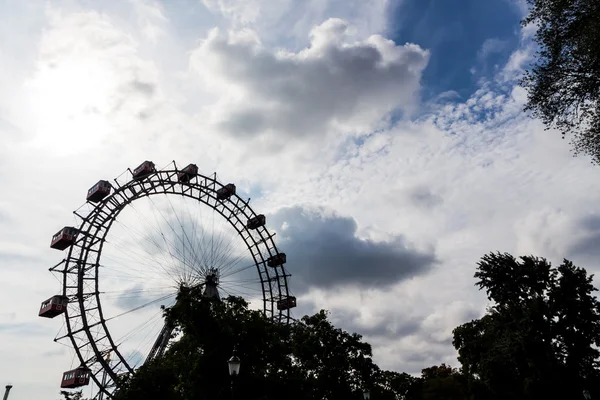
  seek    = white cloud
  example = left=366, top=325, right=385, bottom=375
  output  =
left=201, top=0, right=262, bottom=25
left=477, top=37, right=508, bottom=61
left=20, top=9, right=160, bottom=155
left=200, top=0, right=390, bottom=47
left=515, top=208, right=600, bottom=265
left=252, top=52, right=600, bottom=374
left=511, top=0, right=530, bottom=17
left=129, top=0, right=169, bottom=43
left=498, top=22, right=537, bottom=83
left=190, top=18, right=429, bottom=145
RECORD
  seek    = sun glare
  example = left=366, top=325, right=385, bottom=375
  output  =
left=25, top=58, right=115, bottom=155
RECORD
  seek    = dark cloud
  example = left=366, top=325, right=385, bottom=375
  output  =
left=407, top=186, right=443, bottom=209
left=112, top=283, right=172, bottom=311
left=360, top=318, right=423, bottom=339
left=130, top=79, right=155, bottom=96
left=193, top=18, right=429, bottom=139
left=291, top=302, right=318, bottom=320
left=569, top=215, right=600, bottom=260
left=403, top=348, right=451, bottom=365
left=333, top=308, right=423, bottom=338
left=41, top=348, right=67, bottom=358
left=220, top=109, right=265, bottom=135
left=269, top=206, right=436, bottom=292
left=293, top=297, right=423, bottom=342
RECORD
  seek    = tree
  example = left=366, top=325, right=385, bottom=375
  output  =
left=372, top=369, right=421, bottom=400
left=370, top=364, right=484, bottom=400
left=453, top=252, right=600, bottom=399
left=59, top=391, right=87, bottom=400
left=289, top=310, right=376, bottom=399
left=419, top=364, right=469, bottom=400
left=114, top=286, right=402, bottom=400
left=521, top=0, right=600, bottom=164
left=116, top=288, right=298, bottom=400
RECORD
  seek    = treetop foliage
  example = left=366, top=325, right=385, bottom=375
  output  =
left=521, top=0, right=600, bottom=164
left=454, top=252, right=600, bottom=399
left=62, top=252, right=600, bottom=400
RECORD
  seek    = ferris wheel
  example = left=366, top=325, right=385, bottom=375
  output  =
left=38, top=160, right=296, bottom=398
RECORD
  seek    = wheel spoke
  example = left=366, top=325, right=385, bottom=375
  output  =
left=49, top=167, right=290, bottom=399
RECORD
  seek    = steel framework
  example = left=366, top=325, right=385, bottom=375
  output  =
left=49, top=161, right=293, bottom=398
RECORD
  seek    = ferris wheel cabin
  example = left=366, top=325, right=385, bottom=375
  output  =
left=178, top=163, right=199, bottom=183
left=246, top=214, right=266, bottom=230
left=50, top=227, right=78, bottom=250
left=60, top=366, right=91, bottom=389
left=86, top=180, right=111, bottom=203
left=277, top=296, right=297, bottom=310
left=267, top=253, right=286, bottom=267
left=38, top=295, right=69, bottom=318
left=132, top=160, right=156, bottom=181
left=216, top=183, right=236, bottom=200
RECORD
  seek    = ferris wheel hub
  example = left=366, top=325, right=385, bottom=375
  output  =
left=40, top=160, right=296, bottom=398
left=202, top=268, right=221, bottom=300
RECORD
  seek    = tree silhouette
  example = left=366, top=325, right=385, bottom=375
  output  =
left=453, top=253, right=600, bottom=399
left=521, top=0, right=600, bottom=164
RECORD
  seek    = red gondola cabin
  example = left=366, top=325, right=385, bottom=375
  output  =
left=39, top=295, right=69, bottom=318
left=267, top=253, right=286, bottom=267
left=178, top=163, right=198, bottom=183
left=216, top=183, right=236, bottom=200
left=277, top=296, right=297, bottom=310
left=246, top=214, right=265, bottom=230
left=87, top=180, right=111, bottom=203
left=61, top=366, right=91, bottom=389
left=132, top=160, right=155, bottom=181
left=50, top=227, right=78, bottom=250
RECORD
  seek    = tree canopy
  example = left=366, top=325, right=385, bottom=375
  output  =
left=453, top=252, right=600, bottom=399
left=114, top=285, right=402, bottom=400
left=521, top=0, right=600, bottom=164
left=61, top=252, right=600, bottom=400
left=58, top=391, right=86, bottom=400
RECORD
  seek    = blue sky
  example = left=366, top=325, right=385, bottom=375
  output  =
left=391, top=0, right=523, bottom=100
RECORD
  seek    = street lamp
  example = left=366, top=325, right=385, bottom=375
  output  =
left=583, top=390, right=591, bottom=400
left=228, top=347, right=241, bottom=400
left=363, top=390, right=370, bottom=400
left=228, top=348, right=241, bottom=376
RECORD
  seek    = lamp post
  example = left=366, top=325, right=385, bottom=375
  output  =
left=363, top=390, right=370, bottom=400
left=228, top=347, right=241, bottom=400
left=583, top=390, right=591, bottom=400
left=2, top=385, right=12, bottom=400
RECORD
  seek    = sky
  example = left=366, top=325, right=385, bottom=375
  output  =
left=1, top=0, right=600, bottom=399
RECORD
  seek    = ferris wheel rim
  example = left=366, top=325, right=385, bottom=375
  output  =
left=56, top=162, right=292, bottom=398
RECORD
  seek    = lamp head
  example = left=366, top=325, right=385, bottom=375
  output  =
left=228, top=348, right=241, bottom=377
left=583, top=390, right=591, bottom=400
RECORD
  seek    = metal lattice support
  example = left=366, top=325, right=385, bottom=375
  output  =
left=48, top=162, right=294, bottom=399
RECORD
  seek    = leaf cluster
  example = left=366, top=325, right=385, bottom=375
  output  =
left=114, top=288, right=404, bottom=400
left=521, top=0, right=600, bottom=163
left=78, top=252, right=600, bottom=400
left=453, top=253, right=600, bottom=399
